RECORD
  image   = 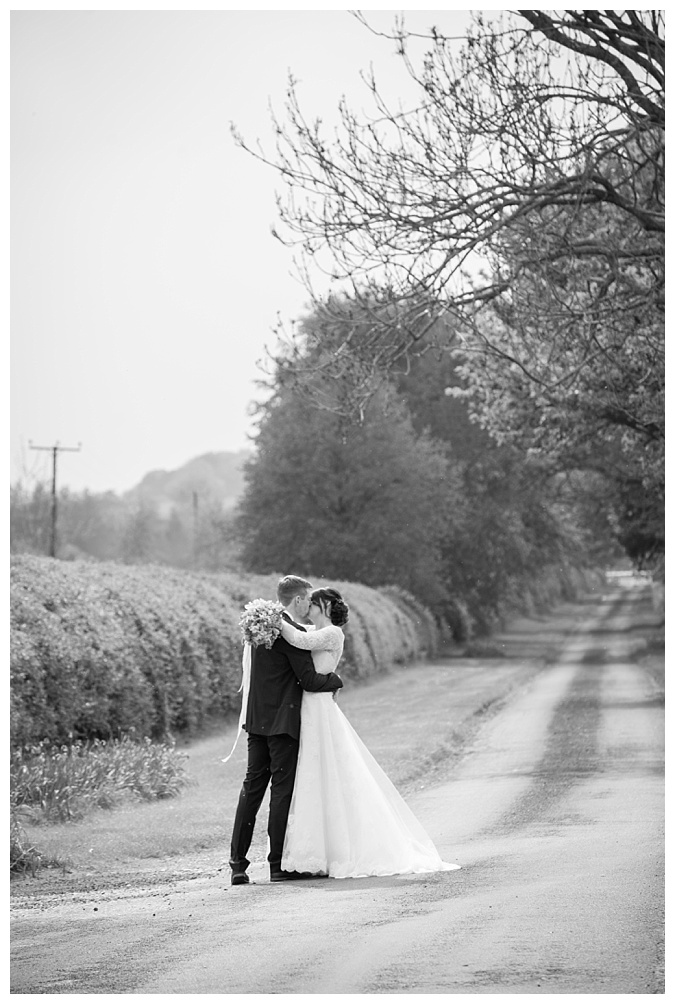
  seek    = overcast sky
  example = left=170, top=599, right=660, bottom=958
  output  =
left=11, top=8, right=476, bottom=494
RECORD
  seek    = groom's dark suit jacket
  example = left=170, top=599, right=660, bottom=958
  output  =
left=244, top=613, right=343, bottom=740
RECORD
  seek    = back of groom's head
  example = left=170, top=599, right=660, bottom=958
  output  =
left=277, top=575, right=313, bottom=605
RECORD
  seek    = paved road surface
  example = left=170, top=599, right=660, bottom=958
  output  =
left=11, top=575, right=664, bottom=994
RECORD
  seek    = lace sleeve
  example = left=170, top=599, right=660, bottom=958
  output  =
left=281, top=623, right=340, bottom=651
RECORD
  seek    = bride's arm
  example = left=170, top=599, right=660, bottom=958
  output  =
left=279, top=621, right=338, bottom=650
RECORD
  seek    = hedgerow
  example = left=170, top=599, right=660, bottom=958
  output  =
left=10, top=556, right=438, bottom=748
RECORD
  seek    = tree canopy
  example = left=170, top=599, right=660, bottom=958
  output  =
left=236, top=353, right=453, bottom=610
left=237, top=298, right=617, bottom=634
left=234, top=10, right=664, bottom=565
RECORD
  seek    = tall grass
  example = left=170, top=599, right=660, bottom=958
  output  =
left=10, top=813, right=43, bottom=877
left=11, top=735, right=189, bottom=825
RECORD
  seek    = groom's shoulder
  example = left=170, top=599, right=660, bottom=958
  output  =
left=282, top=612, right=307, bottom=632
left=255, top=635, right=302, bottom=661
left=271, top=634, right=310, bottom=664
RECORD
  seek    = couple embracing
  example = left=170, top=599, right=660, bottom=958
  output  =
left=228, top=575, right=460, bottom=884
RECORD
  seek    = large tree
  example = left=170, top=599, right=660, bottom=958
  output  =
left=237, top=356, right=453, bottom=610
left=240, top=298, right=617, bottom=633
left=234, top=10, right=664, bottom=564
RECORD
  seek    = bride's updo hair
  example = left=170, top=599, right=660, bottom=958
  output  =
left=311, top=587, right=349, bottom=627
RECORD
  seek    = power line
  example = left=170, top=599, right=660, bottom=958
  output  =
left=28, top=441, right=82, bottom=558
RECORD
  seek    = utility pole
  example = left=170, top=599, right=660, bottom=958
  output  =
left=29, top=441, right=81, bottom=558
left=192, top=491, right=199, bottom=568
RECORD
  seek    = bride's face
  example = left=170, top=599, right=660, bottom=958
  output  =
left=308, top=599, right=326, bottom=625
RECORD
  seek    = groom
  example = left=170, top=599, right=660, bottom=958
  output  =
left=229, top=574, right=343, bottom=885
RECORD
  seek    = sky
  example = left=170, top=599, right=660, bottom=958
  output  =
left=11, top=8, right=477, bottom=495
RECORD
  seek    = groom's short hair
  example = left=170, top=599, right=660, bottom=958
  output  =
left=277, top=575, right=313, bottom=604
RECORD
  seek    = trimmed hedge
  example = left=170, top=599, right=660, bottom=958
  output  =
left=10, top=556, right=438, bottom=748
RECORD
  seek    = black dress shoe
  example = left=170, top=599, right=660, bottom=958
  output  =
left=270, top=869, right=315, bottom=882
left=231, top=871, right=250, bottom=885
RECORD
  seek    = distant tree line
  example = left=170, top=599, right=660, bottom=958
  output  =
left=10, top=483, right=240, bottom=571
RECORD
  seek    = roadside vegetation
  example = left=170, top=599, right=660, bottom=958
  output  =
left=11, top=735, right=188, bottom=824
left=10, top=735, right=188, bottom=876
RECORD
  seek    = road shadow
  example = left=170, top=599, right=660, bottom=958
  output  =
left=312, top=871, right=460, bottom=892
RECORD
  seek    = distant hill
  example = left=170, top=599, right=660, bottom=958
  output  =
left=126, top=450, right=251, bottom=515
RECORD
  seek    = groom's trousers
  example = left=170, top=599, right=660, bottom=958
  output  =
left=229, top=732, right=299, bottom=873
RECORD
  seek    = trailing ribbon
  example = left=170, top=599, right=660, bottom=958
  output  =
left=220, top=643, right=251, bottom=763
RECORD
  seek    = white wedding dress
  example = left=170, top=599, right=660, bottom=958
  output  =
left=281, top=622, right=460, bottom=879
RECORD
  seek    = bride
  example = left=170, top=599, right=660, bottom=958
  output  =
left=279, top=587, right=460, bottom=879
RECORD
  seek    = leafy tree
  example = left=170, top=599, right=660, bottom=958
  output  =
left=10, top=482, right=52, bottom=555
left=10, top=483, right=128, bottom=561
left=391, top=324, right=621, bottom=628
left=58, top=489, right=128, bottom=561
left=237, top=365, right=453, bottom=611
left=161, top=508, right=193, bottom=567
left=240, top=298, right=613, bottom=633
left=194, top=502, right=243, bottom=572
left=120, top=501, right=161, bottom=565
left=234, top=10, right=664, bottom=564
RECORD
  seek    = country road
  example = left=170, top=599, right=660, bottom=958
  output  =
left=10, top=573, right=664, bottom=995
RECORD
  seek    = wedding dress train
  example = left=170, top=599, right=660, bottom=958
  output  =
left=280, top=624, right=460, bottom=879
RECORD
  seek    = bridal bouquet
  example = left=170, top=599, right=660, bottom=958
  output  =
left=239, top=598, right=284, bottom=648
